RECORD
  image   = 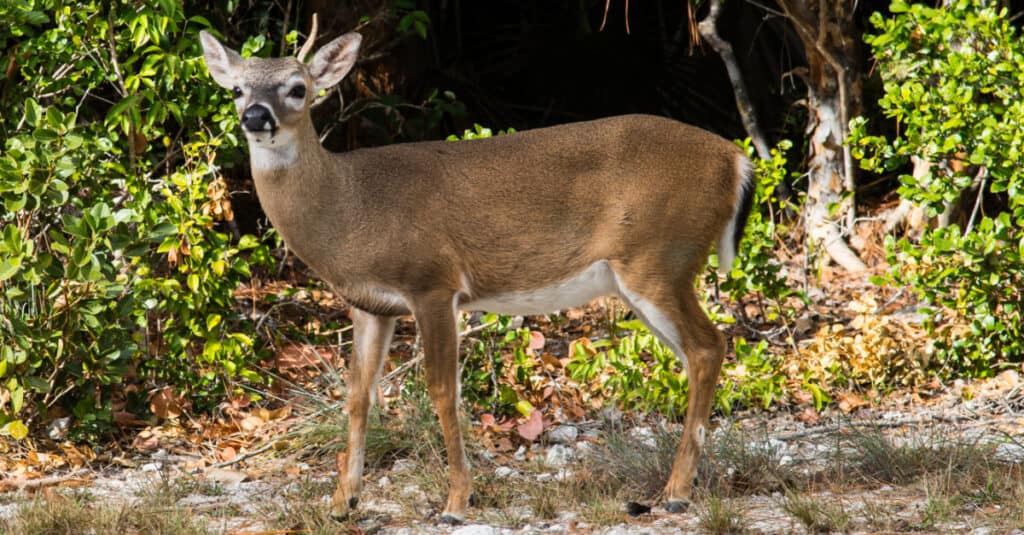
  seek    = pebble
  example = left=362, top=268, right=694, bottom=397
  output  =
left=628, top=427, right=657, bottom=448
left=996, top=442, right=1024, bottom=462
left=391, top=458, right=417, bottom=473
left=46, top=417, right=72, bottom=441
left=494, top=466, right=518, bottom=478
left=544, top=444, right=573, bottom=467
left=452, top=525, right=503, bottom=535
left=546, top=425, right=579, bottom=444
left=140, top=462, right=162, bottom=472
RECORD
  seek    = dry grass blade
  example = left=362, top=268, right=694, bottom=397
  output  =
left=780, top=490, right=851, bottom=533
left=700, top=424, right=796, bottom=496
left=696, top=493, right=749, bottom=534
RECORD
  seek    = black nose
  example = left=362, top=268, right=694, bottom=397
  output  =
left=241, top=105, right=275, bottom=132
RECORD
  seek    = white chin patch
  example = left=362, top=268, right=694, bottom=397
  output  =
left=245, top=130, right=274, bottom=144
left=248, top=130, right=297, bottom=171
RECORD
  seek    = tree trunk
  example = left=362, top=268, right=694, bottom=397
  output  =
left=777, top=0, right=867, bottom=271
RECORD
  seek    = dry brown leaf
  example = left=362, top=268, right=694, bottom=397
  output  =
left=217, top=446, right=237, bottom=462
left=238, top=415, right=264, bottom=432
left=516, top=410, right=544, bottom=442
left=149, top=387, right=183, bottom=420
left=528, top=331, right=546, bottom=351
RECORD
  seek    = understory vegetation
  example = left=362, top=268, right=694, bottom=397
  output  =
left=0, top=0, right=1022, bottom=474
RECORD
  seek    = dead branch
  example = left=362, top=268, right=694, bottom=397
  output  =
left=698, top=0, right=771, bottom=160
left=0, top=468, right=90, bottom=492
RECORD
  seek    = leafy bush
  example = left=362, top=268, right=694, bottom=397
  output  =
left=567, top=320, right=788, bottom=417
left=714, top=139, right=804, bottom=322
left=0, top=1, right=269, bottom=439
left=852, top=0, right=1024, bottom=374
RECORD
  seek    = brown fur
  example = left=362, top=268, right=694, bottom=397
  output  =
left=201, top=28, right=749, bottom=522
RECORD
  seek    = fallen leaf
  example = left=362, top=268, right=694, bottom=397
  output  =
left=217, top=446, right=236, bottom=462
left=132, top=433, right=160, bottom=451
left=528, top=331, right=546, bottom=351
left=149, top=387, right=183, bottom=420
left=517, top=410, right=544, bottom=442
left=238, top=415, right=264, bottom=432
left=837, top=392, right=868, bottom=413
left=795, top=407, right=820, bottom=424
left=205, top=468, right=247, bottom=485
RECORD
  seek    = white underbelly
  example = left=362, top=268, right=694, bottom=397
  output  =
left=459, top=261, right=618, bottom=315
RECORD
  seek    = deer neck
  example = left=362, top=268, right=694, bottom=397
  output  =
left=246, top=116, right=353, bottom=262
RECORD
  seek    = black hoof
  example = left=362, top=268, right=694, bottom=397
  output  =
left=468, top=492, right=479, bottom=507
left=625, top=501, right=652, bottom=517
left=665, top=499, right=690, bottom=513
left=328, top=497, right=359, bottom=522
left=439, top=513, right=465, bottom=525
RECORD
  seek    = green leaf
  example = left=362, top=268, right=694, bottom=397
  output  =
left=10, top=385, right=24, bottom=414
left=0, top=258, right=21, bottom=281
left=1, top=420, right=28, bottom=440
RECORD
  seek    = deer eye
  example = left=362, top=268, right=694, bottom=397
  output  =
left=232, top=87, right=243, bottom=99
left=287, top=85, right=306, bottom=99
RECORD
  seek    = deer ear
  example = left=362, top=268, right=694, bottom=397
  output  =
left=199, top=30, right=243, bottom=89
left=309, top=32, right=362, bottom=94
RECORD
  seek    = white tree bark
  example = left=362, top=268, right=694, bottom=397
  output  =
left=777, top=0, right=867, bottom=272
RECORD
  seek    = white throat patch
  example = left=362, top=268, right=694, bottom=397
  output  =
left=247, top=130, right=298, bottom=171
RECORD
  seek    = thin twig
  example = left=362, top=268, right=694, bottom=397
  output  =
left=964, top=167, right=989, bottom=235
left=775, top=414, right=976, bottom=441
left=208, top=442, right=275, bottom=469
left=0, top=468, right=90, bottom=492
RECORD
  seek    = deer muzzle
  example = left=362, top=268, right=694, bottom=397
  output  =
left=241, top=104, right=276, bottom=133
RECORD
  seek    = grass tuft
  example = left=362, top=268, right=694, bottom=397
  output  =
left=696, top=493, right=748, bottom=534
left=780, top=490, right=851, bottom=533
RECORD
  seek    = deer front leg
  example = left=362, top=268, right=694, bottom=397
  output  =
left=331, top=309, right=396, bottom=520
left=414, top=294, right=473, bottom=524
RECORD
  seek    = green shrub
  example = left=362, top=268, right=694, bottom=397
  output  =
left=714, top=139, right=805, bottom=322
left=852, top=0, right=1024, bottom=374
left=0, top=1, right=269, bottom=440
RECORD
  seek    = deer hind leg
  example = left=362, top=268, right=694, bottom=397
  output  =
left=614, top=271, right=725, bottom=512
left=412, top=293, right=473, bottom=524
left=331, top=309, right=396, bottom=520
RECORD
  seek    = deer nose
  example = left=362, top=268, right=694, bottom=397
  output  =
left=241, top=105, right=275, bottom=132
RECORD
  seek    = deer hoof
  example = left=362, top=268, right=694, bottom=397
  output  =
left=438, top=513, right=465, bottom=525
left=329, top=496, right=359, bottom=521
left=664, top=499, right=691, bottom=513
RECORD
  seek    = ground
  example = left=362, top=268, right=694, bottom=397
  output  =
left=2, top=361, right=1024, bottom=534
left=2, top=265, right=1024, bottom=534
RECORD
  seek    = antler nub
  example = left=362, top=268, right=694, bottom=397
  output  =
left=297, top=13, right=319, bottom=61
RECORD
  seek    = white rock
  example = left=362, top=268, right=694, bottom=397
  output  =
left=452, top=525, right=502, bottom=535
left=996, top=442, right=1024, bottom=462
left=629, top=427, right=657, bottom=448
left=544, top=444, right=573, bottom=467
left=140, top=462, right=162, bottom=472
left=602, top=525, right=655, bottom=535
left=391, top=458, right=417, bottom=473
left=378, top=475, right=391, bottom=487
left=546, top=425, right=579, bottom=444
left=495, top=466, right=518, bottom=478
left=400, top=484, right=426, bottom=501
left=513, top=445, right=528, bottom=461
left=46, top=417, right=72, bottom=440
